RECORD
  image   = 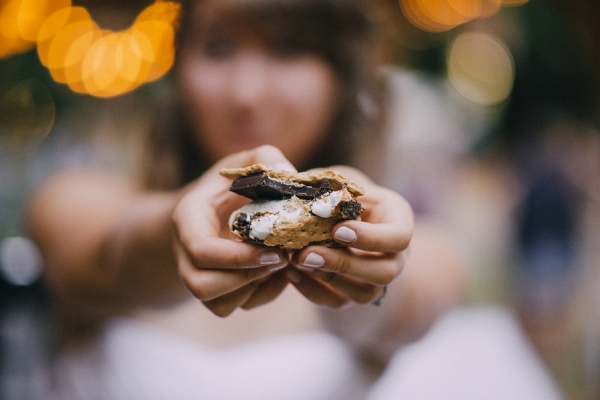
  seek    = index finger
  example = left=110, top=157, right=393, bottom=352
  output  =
left=174, top=194, right=286, bottom=271
left=179, top=233, right=286, bottom=270
left=212, top=145, right=296, bottom=177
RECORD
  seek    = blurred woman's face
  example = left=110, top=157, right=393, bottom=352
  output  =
left=178, top=14, right=339, bottom=167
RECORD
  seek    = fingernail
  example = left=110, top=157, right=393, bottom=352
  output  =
left=272, top=162, right=297, bottom=172
left=258, top=252, right=281, bottom=266
left=301, top=252, right=325, bottom=268
left=334, top=226, right=357, bottom=244
left=286, top=269, right=302, bottom=283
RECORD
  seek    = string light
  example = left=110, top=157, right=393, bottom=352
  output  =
left=0, top=0, right=180, bottom=98
left=400, top=0, right=527, bottom=33
left=447, top=31, right=515, bottom=105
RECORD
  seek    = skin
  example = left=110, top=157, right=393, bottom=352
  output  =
left=172, top=150, right=413, bottom=317
left=178, top=20, right=340, bottom=167
left=29, top=145, right=415, bottom=352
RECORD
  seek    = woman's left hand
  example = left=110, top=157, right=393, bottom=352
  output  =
left=287, top=167, right=414, bottom=308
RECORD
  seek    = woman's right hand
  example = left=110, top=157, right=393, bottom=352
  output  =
left=172, top=145, right=293, bottom=317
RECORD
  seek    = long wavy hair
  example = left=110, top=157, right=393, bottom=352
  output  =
left=142, top=0, right=392, bottom=189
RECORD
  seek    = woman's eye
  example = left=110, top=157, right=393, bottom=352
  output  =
left=203, top=37, right=234, bottom=59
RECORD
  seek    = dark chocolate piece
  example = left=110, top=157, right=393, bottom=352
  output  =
left=337, top=200, right=364, bottom=220
left=229, top=174, right=332, bottom=200
left=231, top=212, right=251, bottom=237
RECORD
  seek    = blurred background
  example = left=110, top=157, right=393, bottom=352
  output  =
left=1, top=0, right=599, bottom=399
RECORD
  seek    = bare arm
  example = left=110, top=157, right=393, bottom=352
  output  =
left=317, top=217, right=469, bottom=364
left=27, top=170, right=186, bottom=321
left=28, top=146, right=295, bottom=321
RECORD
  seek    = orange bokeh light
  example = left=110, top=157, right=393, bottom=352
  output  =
left=0, top=0, right=71, bottom=57
left=49, top=1, right=180, bottom=97
left=133, top=20, right=176, bottom=83
left=0, top=0, right=33, bottom=57
left=63, top=28, right=103, bottom=93
left=400, top=0, right=527, bottom=33
left=1, top=0, right=180, bottom=98
left=17, top=0, right=71, bottom=41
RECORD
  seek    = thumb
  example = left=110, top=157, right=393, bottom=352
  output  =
left=215, top=145, right=296, bottom=172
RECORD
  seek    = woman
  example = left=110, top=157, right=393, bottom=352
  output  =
left=28, top=0, right=481, bottom=398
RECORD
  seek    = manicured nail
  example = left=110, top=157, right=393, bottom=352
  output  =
left=272, top=162, right=297, bottom=172
left=286, top=269, right=302, bottom=283
left=334, top=226, right=357, bottom=244
left=301, top=252, right=325, bottom=268
left=258, top=252, right=281, bottom=266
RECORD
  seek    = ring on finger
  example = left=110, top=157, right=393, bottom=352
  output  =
left=371, top=285, right=387, bottom=307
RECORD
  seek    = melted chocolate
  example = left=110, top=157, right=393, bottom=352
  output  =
left=229, top=174, right=332, bottom=200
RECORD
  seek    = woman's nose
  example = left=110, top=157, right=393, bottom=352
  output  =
left=229, top=52, right=270, bottom=106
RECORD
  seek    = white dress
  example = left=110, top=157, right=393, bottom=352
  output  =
left=52, top=321, right=369, bottom=400
left=51, top=306, right=563, bottom=400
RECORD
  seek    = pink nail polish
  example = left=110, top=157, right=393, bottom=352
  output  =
left=301, top=253, right=324, bottom=268
left=334, top=226, right=357, bottom=244
left=259, top=252, right=281, bottom=266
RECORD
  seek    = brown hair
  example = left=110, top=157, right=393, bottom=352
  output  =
left=143, top=0, right=393, bottom=189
